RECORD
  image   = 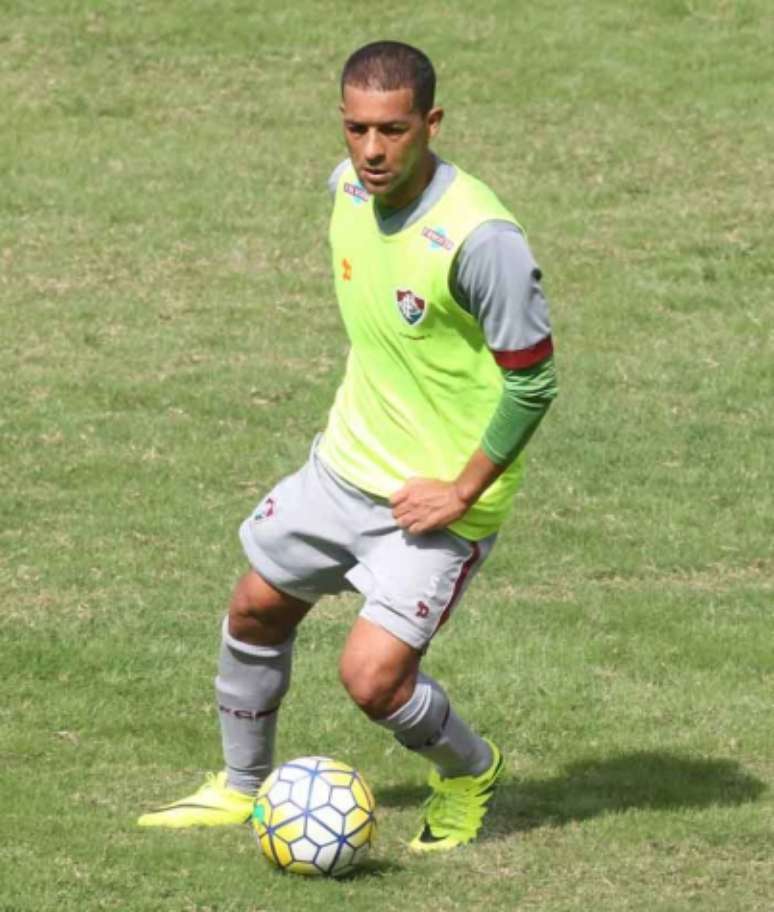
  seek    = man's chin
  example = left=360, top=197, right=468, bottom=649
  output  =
left=360, top=175, right=393, bottom=196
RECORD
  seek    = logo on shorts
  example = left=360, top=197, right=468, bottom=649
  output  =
left=395, top=288, right=428, bottom=326
left=422, top=225, right=455, bottom=251
left=344, top=180, right=370, bottom=205
left=252, top=496, right=276, bottom=523
left=416, top=601, right=431, bottom=619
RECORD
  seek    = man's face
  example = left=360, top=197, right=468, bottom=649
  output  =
left=340, top=84, right=443, bottom=209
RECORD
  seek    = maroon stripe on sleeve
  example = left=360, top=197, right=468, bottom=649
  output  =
left=492, top=334, right=553, bottom=369
left=434, top=541, right=481, bottom=635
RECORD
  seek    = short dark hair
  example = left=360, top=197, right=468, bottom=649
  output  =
left=341, top=41, right=436, bottom=114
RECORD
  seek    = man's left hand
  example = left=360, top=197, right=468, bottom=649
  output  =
left=389, top=478, right=470, bottom=535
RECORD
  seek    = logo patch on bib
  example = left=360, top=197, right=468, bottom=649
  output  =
left=395, top=289, right=428, bottom=326
left=343, top=181, right=369, bottom=205
left=422, top=225, right=455, bottom=251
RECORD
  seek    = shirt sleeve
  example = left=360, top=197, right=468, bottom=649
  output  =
left=480, top=357, right=559, bottom=465
left=328, top=159, right=350, bottom=197
left=450, top=220, right=553, bottom=368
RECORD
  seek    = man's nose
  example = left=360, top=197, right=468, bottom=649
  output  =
left=364, top=129, right=385, bottom=163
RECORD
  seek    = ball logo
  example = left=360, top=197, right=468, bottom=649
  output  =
left=395, top=288, right=428, bottom=326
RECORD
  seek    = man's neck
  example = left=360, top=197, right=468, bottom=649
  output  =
left=375, top=152, right=437, bottom=213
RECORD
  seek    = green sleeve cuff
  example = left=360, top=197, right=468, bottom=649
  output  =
left=481, top=355, right=558, bottom=466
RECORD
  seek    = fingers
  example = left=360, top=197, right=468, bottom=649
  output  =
left=389, top=478, right=456, bottom=535
left=398, top=515, right=433, bottom=535
left=393, top=505, right=417, bottom=529
left=391, top=500, right=426, bottom=532
left=389, top=477, right=422, bottom=506
left=390, top=489, right=427, bottom=528
left=393, top=502, right=440, bottom=534
left=391, top=499, right=413, bottom=520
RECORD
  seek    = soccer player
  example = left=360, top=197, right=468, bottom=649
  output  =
left=138, top=41, right=558, bottom=852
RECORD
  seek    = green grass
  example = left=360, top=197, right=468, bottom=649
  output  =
left=1, top=1, right=773, bottom=909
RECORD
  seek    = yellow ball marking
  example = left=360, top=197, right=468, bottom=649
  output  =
left=351, top=778, right=374, bottom=811
left=272, top=837, right=293, bottom=869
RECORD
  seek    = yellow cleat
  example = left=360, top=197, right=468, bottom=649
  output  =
left=409, top=739, right=503, bottom=853
left=137, top=771, right=255, bottom=828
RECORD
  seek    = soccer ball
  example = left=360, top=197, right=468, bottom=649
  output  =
left=252, top=756, right=376, bottom=877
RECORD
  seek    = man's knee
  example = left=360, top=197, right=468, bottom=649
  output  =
left=339, top=655, right=416, bottom=720
left=227, top=570, right=311, bottom=645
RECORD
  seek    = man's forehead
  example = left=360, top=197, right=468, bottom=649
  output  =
left=340, top=84, right=418, bottom=122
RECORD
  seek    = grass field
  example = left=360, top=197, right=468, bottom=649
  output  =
left=2, top=1, right=773, bottom=909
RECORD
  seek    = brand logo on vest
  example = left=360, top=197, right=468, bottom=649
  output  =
left=422, top=225, right=455, bottom=251
left=395, top=289, right=427, bottom=326
left=344, top=181, right=370, bottom=205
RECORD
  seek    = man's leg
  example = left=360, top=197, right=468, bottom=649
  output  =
left=137, top=570, right=311, bottom=828
left=339, top=617, right=502, bottom=851
left=217, top=569, right=311, bottom=795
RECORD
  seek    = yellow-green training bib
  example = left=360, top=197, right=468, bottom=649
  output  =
left=319, top=163, right=525, bottom=540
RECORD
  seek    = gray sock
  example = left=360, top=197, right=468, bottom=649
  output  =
left=214, top=617, right=293, bottom=796
left=376, top=672, right=492, bottom=779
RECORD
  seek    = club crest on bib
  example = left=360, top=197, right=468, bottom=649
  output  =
left=395, top=288, right=428, bottom=326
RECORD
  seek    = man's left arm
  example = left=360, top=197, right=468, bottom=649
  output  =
left=390, top=221, right=558, bottom=534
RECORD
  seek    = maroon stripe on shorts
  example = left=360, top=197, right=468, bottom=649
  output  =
left=434, top=541, right=481, bottom=634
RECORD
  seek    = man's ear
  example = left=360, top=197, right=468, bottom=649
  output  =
left=427, top=106, right=444, bottom=138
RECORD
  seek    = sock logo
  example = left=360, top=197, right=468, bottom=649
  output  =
left=218, top=703, right=279, bottom=721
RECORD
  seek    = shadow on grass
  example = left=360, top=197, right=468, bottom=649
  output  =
left=376, top=750, right=766, bottom=834
left=340, top=857, right=405, bottom=879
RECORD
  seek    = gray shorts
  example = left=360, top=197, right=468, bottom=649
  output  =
left=239, top=438, right=496, bottom=651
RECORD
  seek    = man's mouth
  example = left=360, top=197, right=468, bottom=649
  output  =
left=362, top=167, right=389, bottom=182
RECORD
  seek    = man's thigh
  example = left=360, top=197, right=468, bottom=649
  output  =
left=239, top=440, right=496, bottom=646
left=238, top=440, right=361, bottom=603
left=347, top=521, right=497, bottom=652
